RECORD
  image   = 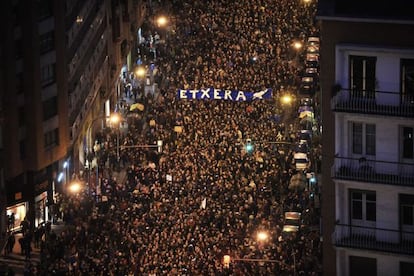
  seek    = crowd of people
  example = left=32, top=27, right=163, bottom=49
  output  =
left=37, top=0, right=322, bottom=274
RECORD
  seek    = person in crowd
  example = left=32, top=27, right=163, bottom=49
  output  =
left=7, top=232, right=15, bottom=255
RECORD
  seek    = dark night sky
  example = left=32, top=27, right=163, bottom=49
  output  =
left=318, top=0, right=414, bottom=19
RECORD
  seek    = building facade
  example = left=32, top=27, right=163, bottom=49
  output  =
left=318, top=1, right=414, bottom=275
left=0, top=0, right=145, bottom=234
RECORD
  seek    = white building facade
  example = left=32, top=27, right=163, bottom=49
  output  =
left=318, top=2, right=414, bottom=275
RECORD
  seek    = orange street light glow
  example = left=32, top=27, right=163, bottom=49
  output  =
left=281, top=94, right=293, bottom=104
left=110, top=113, right=121, bottom=124
left=157, top=16, right=168, bottom=27
left=257, top=231, right=269, bottom=242
left=293, top=41, right=303, bottom=50
left=69, top=182, right=81, bottom=193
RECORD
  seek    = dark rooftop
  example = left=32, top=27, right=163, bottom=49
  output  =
left=317, top=0, right=414, bottom=21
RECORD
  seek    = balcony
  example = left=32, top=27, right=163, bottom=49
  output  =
left=333, top=224, right=414, bottom=255
left=332, top=157, right=414, bottom=186
left=331, top=88, right=414, bottom=117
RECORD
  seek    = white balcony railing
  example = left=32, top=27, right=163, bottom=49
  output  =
left=333, top=224, right=414, bottom=255
left=331, top=89, right=414, bottom=117
left=332, top=157, right=414, bottom=186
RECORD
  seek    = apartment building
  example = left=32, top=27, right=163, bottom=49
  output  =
left=0, top=0, right=145, bottom=233
left=318, top=0, right=414, bottom=275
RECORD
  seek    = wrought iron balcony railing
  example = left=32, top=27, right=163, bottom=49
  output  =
left=332, top=157, right=414, bottom=186
left=331, top=88, right=414, bottom=117
left=333, top=224, right=414, bottom=255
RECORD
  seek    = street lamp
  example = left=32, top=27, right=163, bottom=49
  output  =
left=293, top=41, right=303, bottom=51
left=109, top=112, right=121, bottom=161
left=156, top=16, right=168, bottom=28
left=68, top=178, right=82, bottom=194
left=281, top=94, right=293, bottom=105
left=63, top=160, right=69, bottom=189
left=292, top=41, right=303, bottom=66
left=87, top=112, right=121, bottom=159
left=84, top=113, right=122, bottom=196
left=256, top=231, right=269, bottom=242
left=135, top=66, right=146, bottom=78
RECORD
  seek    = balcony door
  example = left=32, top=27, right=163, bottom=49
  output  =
left=400, top=126, right=414, bottom=176
left=401, top=59, right=414, bottom=104
left=400, top=194, right=414, bottom=241
left=350, top=122, right=376, bottom=163
left=349, top=55, right=376, bottom=99
left=350, top=190, right=376, bottom=234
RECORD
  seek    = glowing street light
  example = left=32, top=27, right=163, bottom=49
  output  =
left=68, top=180, right=82, bottom=194
left=109, top=112, right=121, bottom=125
left=256, top=231, right=269, bottom=242
left=293, top=41, right=303, bottom=51
left=109, top=112, right=122, bottom=160
left=281, top=94, right=293, bottom=105
left=156, top=16, right=168, bottom=27
left=135, top=66, right=146, bottom=78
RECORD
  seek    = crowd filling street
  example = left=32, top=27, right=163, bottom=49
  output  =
left=13, top=0, right=323, bottom=275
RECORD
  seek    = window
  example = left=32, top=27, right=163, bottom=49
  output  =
left=349, top=256, right=377, bottom=276
left=44, top=128, right=59, bottom=148
left=39, top=31, right=54, bottom=54
left=352, top=192, right=363, bottom=219
left=401, top=59, right=414, bottom=103
left=40, top=63, right=55, bottom=87
left=400, top=261, right=414, bottom=276
left=352, top=123, right=363, bottom=154
left=400, top=194, right=414, bottom=226
left=349, top=55, right=376, bottom=98
left=402, top=127, right=413, bottom=159
left=38, top=0, right=53, bottom=20
left=351, top=190, right=376, bottom=222
left=42, top=96, right=57, bottom=120
left=351, top=122, right=376, bottom=156
left=365, top=124, right=376, bottom=155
